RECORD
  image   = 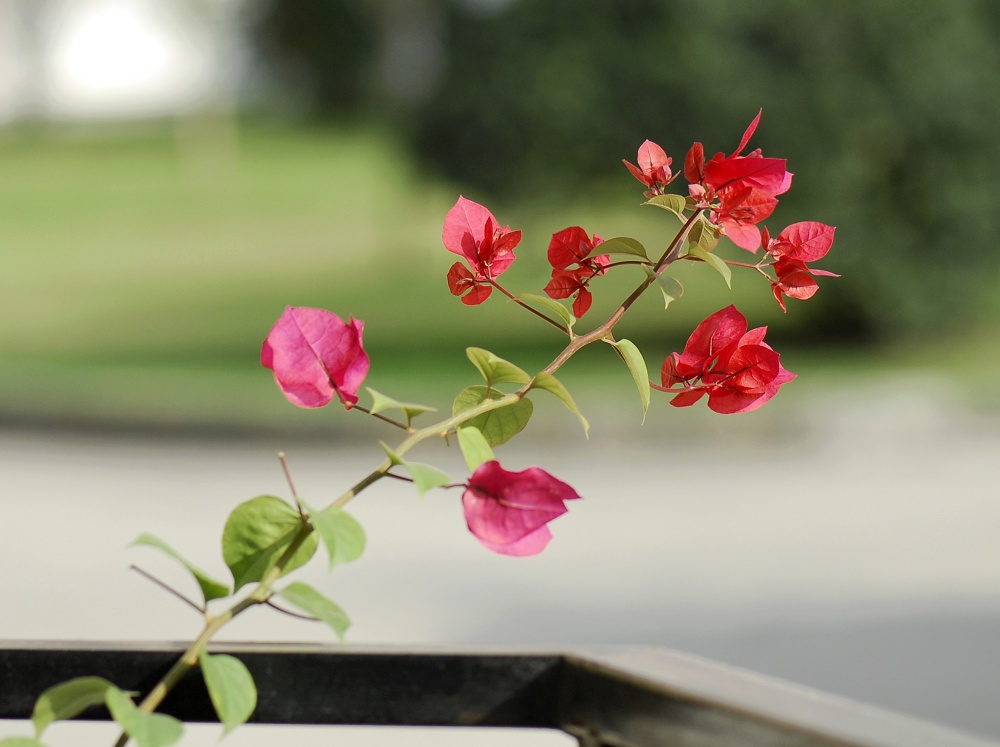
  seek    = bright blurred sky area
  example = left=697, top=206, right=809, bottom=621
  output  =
left=0, top=0, right=234, bottom=121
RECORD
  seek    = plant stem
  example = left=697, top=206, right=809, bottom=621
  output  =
left=110, top=522, right=316, bottom=747
left=109, top=205, right=705, bottom=746
left=489, top=279, right=569, bottom=334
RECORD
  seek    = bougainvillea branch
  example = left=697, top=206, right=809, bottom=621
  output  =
left=6, top=111, right=838, bottom=747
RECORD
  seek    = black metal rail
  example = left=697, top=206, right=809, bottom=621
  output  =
left=1, top=642, right=997, bottom=747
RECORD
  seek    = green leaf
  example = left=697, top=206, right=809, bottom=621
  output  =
left=610, top=339, right=650, bottom=421
left=0, top=738, right=47, bottom=747
left=276, top=581, right=351, bottom=639
left=303, top=502, right=366, bottom=571
left=199, top=652, right=257, bottom=736
left=516, top=293, right=575, bottom=330
left=222, top=496, right=318, bottom=591
left=528, top=373, right=589, bottom=436
left=596, top=236, right=649, bottom=260
left=380, top=441, right=405, bottom=467
left=365, top=388, right=436, bottom=420
left=688, top=217, right=720, bottom=252
left=105, top=688, right=183, bottom=747
left=687, top=244, right=732, bottom=288
left=655, top=275, right=684, bottom=309
left=452, top=385, right=533, bottom=446
left=642, top=266, right=684, bottom=309
left=132, top=534, right=230, bottom=605
left=379, top=443, right=451, bottom=497
left=466, top=347, right=532, bottom=386
left=31, top=677, right=118, bottom=737
left=407, top=462, right=452, bottom=496
left=645, top=193, right=688, bottom=220
left=456, top=426, right=494, bottom=471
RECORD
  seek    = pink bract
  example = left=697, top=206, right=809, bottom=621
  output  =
left=261, top=306, right=369, bottom=409
left=462, top=461, right=581, bottom=557
left=623, top=139, right=675, bottom=195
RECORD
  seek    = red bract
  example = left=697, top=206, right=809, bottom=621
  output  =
left=543, top=226, right=609, bottom=317
left=763, top=222, right=839, bottom=312
left=462, top=460, right=581, bottom=556
left=702, top=110, right=792, bottom=197
left=652, top=305, right=794, bottom=414
left=261, top=306, right=370, bottom=409
left=713, top=186, right=778, bottom=252
left=623, top=140, right=677, bottom=196
left=443, top=196, right=521, bottom=305
left=685, top=111, right=793, bottom=252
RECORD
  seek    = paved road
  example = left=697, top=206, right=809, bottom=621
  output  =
left=2, top=376, right=999, bottom=745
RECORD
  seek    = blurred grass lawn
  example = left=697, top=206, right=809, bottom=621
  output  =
left=1, top=122, right=995, bottom=435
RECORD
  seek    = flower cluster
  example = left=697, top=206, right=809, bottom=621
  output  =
left=543, top=226, right=610, bottom=317
left=260, top=111, right=835, bottom=559
left=762, top=221, right=839, bottom=312
left=443, top=196, right=521, bottom=305
left=683, top=110, right=793, bottom=252
left=653, top=305, right=795, bottom=414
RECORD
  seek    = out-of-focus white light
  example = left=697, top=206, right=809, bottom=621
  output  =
left=46, top=0, right=215, bottom=119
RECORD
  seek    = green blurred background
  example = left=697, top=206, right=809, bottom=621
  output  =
left=3, top=0, right=999, bottom=434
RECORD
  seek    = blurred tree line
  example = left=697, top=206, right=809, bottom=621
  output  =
left=250, top=0, right=1000, bottom=342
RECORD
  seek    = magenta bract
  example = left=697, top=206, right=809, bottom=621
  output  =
left=654, top=305, right=795, bottom=414
left=462, top=460, right=580, bottom=556
left=261, top=306, right=370, bottom=409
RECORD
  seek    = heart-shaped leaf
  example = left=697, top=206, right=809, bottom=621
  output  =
left=32, top=677, right=119, bottom=737
left=302, top=502, right=366, bottom=571
left=466, top=348, right=532, bottom=386
left=199, top=652, right=257, bottom=735
left=452, top=386, right=533, bottom=446
left=222, top=496, right=318, bottom=591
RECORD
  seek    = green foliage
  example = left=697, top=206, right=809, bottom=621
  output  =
left=380, top=443, right=452, bottom=496
left=276, top=582, right=351, bottom=639
left=609, top=339, right=650, bottom=420
left=31, top=677, right=119, bottom=737
left=452, top=386, right=534, bottom=446
left=198, top=652, right=257, bottom=735
left=686, top=245, right=732, bottom=288
left=466, top=347, right=532, bottom=386
left=105, top=688, right=183, bottom=747
left=598, top=236, right=650, bottom=260
left=528, top=373, right=589, bottom=436
left=645, top=195, right=688, bottom=223
left=457, top=426, right=495, bottom=471
left=303, top=503, right=366, bottom=570
left=515, top=293, right=576, bottom=331
left=132, top=534, right=230, bottom=605
left=365, top=388, right=436, bottom=422
left=222, top=496, right=318, bottom=590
